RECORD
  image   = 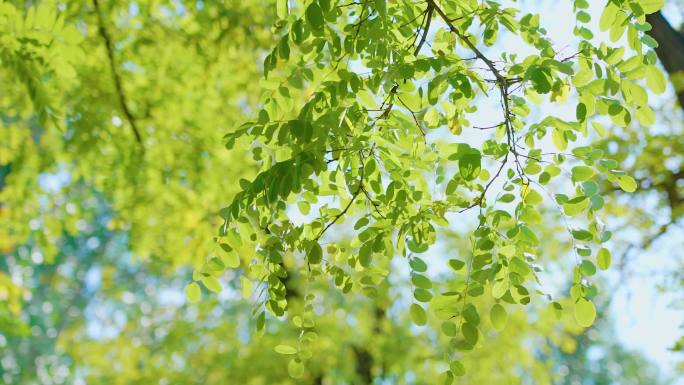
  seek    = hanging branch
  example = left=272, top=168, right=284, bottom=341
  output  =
left=427, top=0, right=528, bottom=183
left=92, top=0, right=145, bottom=151
left=414, top=3, right=434, bottom=56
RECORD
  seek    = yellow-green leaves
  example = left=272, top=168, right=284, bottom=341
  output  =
left=574, top=298, right=597, bottom=327
left=240, top=276, right=252, bottom=299
left=571, top=166, right=594, bottom=183
left=219, top=243, right=241, bottom=268
left=509, top=257, right=531, bottom=278
left=185, top=282, right=201, bottom=303
left=597, top=247, right=612, bottom=270
left=635, top=105, right=656, bottom=126
left=288, top=359, right=305, bottom=378
left=201, top=275, right=222, bottom=293
left=645, top=65, right=667, bottom=94
left=599, top=2, right=620, bottom=32
left=490, top=303, right=508, bottom=331
left=274, top=344, right=298, bottom=355
left=523, top=188, right=543, bottom=205
left=552, top=128, right=568, bottom=151
left=563, top=196, right=590, bottom=216
left=424, top=108, right=441, bottom=128
left=638, top=0, right=665, bottom=14
left=492, top=280, right=508, bottom=299
left=450, top=360, right=466, bottom=377
left=618, top=175, right=638, bottom=192
left=410, top=303, right=427, bottom=325
left=276, top=0, right=289, bottom=20
left=205, top=0, right=667, bottom=379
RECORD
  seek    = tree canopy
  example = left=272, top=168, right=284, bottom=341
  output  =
left=1, top=0, right=683, bottom=384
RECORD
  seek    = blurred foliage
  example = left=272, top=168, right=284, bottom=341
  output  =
left=0, top=0, right=680, bottom=384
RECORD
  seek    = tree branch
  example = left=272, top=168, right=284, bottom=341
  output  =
left=414, top=4, right=433, bottom=56
left=92, top=0, right=145, bottom=151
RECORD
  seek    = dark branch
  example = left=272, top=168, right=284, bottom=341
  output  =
left=93, top=0, right=145, bottom=151
left=414, top=5, right=433, bottom=56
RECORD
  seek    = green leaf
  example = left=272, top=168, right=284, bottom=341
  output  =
left=571, top=166, right=594, bottom=182
left=450, top=360, right=466, bottom=376
left=597, top=247, right=612, bottom=270
left=307, top=242, right=323, bottom=264
left=645, top=66, right=666, bottom=94
left=459, top=151, right=482, bottom=181
left=574, top=298, right=597, bottom=327
left=490, top=303, right=508, bottom=331
left=411, top=274, right=432, bottom=289
left=207, top=257, right=226, bottom=271
left=414, top=288, right=433, bottom=302
left=635, top=106, right=655, bottom=126
left=576, top=102, right=587, bottom=121
left=639, top=0, right=665, bottom=14
left=276, top=0, right=289, bottom=19
left=441, top=321, right=458, bottom=336
left=552, top=128, right=568, bottom=150
left=359, top=242, right=372, bottom=267
left=563, top=196, right=590, bottom=216
left=641, top=35, right=658, bottom=49
left=288, top=359, right=305, bottom=378
left=439, top=370, right=455, bottom=385
left=599, top=2, right=619, bottom=31
left=618, top=175, right=637, bottom=192
left=498, top=244, right=516, bottom=257
left=275, top=344, right=298, bottom=355
left=305, top=3, right=324, bottom=34
left=583, top=181, right=599, bottom=196
left=357, top=89, right=377, bottom=109
left=364, top=158, right=378, bottom=176
left=509, top=257, right=530, bottom=277
left=448, top=259, right=465, bottom=271
left=201, top=275, right=222, bottom=293
left=240, top=276, right=252, bottom=299
left=492, top=280, right=508, bottom=299
left=462, top=322, right=479, bottom=345
left=185, top=282, right=201, bottom=303
left=222, top=250, right=240, bottom=269
left=528, top=67, right=552, bottom=94
left=354, top=217, right=370, bottom=230
left=410, top=303, right=427, bottom=325
left=428, top=76, right=447, bottom=105
left=580, top=260, right=597, bottom=276
left=410, top=257, right=428, bottom=272
left=297, top=200, right=311, bottom=215
left=424, top=107, right=440, bottom=128
left=374, top=0, right=387, bottom=18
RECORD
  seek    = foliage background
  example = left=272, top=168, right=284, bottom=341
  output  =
left=1, top=0, right=683, bottom=384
